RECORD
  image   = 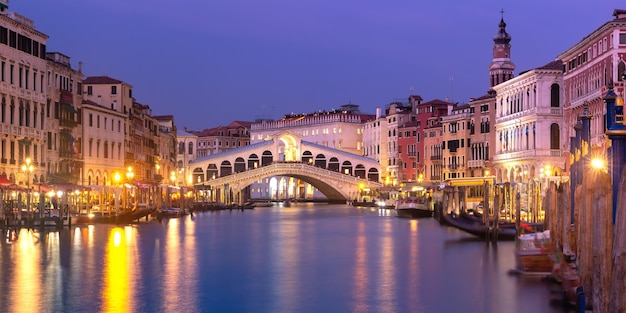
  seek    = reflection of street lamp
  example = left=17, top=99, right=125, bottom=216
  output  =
left=21, top=158, right=34, bottom=217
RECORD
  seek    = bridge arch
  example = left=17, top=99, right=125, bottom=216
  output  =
left=220, top=160, right=232, bottom=176
left=247, top=154, right=259, bottom=169
left=234, top=157, right=246, bottom=173
left=189, top=132, right=382, bottom=202
left=314, top=154, right=327, bottom=168
left=341, top=161, right=353, bottom=175
left=206, top=164, right=218, bottom=180
left=203, top=163, right=383, bottom=203
left=328, top=157, right=339, bottom=172
left=262, top=151, right=273, bottom=166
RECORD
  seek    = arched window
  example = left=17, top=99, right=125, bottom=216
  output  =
left=550, top=123, right=560, bottom=150
left=550, top=84, right=560, bottom=108
left=178, top=142, right=184, bottom=154
left=188, top=142, right=193, bottom=155
left=618, top=61, right=626, bottom=81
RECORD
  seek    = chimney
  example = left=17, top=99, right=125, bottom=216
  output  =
left=376, top=107, right=381, bottom=119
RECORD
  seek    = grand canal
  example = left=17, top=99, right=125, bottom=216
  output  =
left=1, top=203, right=573, bottom=313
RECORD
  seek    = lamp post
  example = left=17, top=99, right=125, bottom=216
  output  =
left=155, top=163, right=161, bottom=210
left=113, top=172, right=121, bottom=216
left=21, top=158, right=34, bottom=219
left=170, top=171, right=177, bottom=208
left=126, top=166, right=134, bottom=209
left=56, top=190, right=64, bottom=219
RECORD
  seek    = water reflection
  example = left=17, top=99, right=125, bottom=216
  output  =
left=12, top=230, right=43, bottom=313
left=351, top=221, right=368, bottom=313
left=0, top=205, right=570, bottom=313
left=102, top=227, right=133, bottom=312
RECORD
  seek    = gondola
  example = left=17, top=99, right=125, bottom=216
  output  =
left=441, top=211, right=517, bottom=240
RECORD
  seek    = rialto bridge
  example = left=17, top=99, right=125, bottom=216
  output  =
left=188, top=131, right=382, bottom=204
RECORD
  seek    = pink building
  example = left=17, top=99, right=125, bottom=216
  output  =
left=558, top=9, right=626, bottom=155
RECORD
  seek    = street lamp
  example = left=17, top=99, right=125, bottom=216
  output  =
left=155, top=163, right=161, bottom=210
left=170, top=171, right=177, bottom=208
left=113, top=171, right=121, bottom=216
left=56, top=190, right=64, bottom=218
left=126, top=166, right=134, bottom=209
left=21, top=158, right=34, bottom=218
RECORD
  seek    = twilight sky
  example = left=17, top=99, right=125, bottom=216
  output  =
left=11, top=1, right=625, bottom=130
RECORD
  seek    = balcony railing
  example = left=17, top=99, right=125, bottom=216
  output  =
left=467, top=160, right=485, bottom=168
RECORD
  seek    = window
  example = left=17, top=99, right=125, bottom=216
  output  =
left=87, top=86, right=92, bottom=95
left=111, top=86, right=117, bottom=95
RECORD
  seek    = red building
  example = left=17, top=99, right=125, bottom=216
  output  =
left=397, top=98, right=453, bottom=182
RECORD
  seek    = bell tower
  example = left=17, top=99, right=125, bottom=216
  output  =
left=489, top=10, right=515, bottom=88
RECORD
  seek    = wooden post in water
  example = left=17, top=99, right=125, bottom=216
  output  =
left=571, top=185, right=581, bottom=257
left=610, top=166, right=626, bottom=313
left=578, top=168, right=593, bottom=305
left=543, top=183, right=554, bottom=237
left=491, top=190, right=500, bottom=243
left=558, top=182, right=572, bottom=255
left=589, top=168, right=612, bottom=313
left=515, top=192, right=520, bottom=244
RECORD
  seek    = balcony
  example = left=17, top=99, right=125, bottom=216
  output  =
left=60, top=117, right=78, bottom=128
left=493, top=149, right=562, bottom=162
left=430, top=155, right=442, bottom=161
left=467, top=160, right=485, bottom=168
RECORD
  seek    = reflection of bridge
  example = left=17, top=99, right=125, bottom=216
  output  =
left=188, top=131, right=382, bottom=203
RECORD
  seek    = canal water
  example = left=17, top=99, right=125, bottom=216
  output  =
left=1, top=203, right=573, bottom=313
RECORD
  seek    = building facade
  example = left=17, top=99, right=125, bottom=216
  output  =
left=81, top=76, right=132, bottom=187
left=0, top=8, right=48, bottom=185
left=45, top=52, right=83, bottom=185
left=492, top=61, right=566, bottom=184
left=558, top=9, right=626, bottom=157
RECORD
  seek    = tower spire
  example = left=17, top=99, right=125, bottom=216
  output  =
left=489, top=10, right=515, bottom=88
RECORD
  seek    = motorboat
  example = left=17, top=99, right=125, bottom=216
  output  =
left=395, top=197, right=433, bottom=218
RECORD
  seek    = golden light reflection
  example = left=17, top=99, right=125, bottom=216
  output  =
left=352, top=221, right=369, bottom=313
left=12, top=230, right=42, bottom=313
left=274, top=210, right=300, bottom=310
left=103, top=227, right=131, bottom=313
left=163, top=218, right=182, bottom=311
left=377, top=221, right=397, bottom=312
left=409, top=219, right=419, bottom=232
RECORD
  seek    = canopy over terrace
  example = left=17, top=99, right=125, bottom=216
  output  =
left=0, top=175, right=12, bottom=186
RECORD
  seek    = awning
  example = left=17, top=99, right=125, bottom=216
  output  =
left=0, top=175, right=12, bottom=186
left=62, top=102, right=77, bottom=114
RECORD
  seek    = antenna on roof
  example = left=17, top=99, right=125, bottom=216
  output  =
left=449, top=75, right=454, bottom=103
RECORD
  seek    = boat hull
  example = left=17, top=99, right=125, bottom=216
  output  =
left=441, top=212, right=517, bottom=240
left=516, top=250, right=554, bottom=273
left=396, top=208, right=433, bottom=218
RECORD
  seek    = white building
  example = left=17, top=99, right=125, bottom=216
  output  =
left=81, top=76, right=132, bottom=186
left=0, top=7, right=48, bottom=184
left=249, top=104, right=376, bottom=199
left=492, top=60, right=566, bottom=183
left=176, top=129, right=197, bottom=186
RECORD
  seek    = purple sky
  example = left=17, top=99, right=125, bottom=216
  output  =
left=11, top=1, right=624, bottom=130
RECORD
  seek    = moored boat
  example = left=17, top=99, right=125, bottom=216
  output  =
left=395, top=197, right=433, bottom=218
left=515, top=230, right=554, bottom=275
left=252, top=200, right=273, bottom=207
left=441, top=211, right=517, bottom=240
